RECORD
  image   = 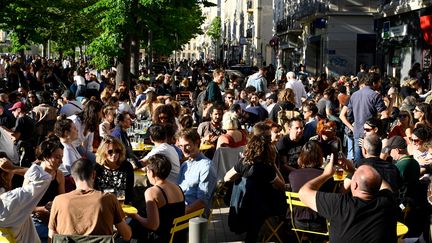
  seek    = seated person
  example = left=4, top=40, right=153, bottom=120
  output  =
left=129, top=154, right=185, bottom=242
left=94, top=136, right=134, bottom=204
left=309, top=119, right=341, bottom=159
left=177, top=129, right=217, bottom=215
left=289, top=141, right=334, bottom=231
left=216, top=111, right=247, bottom=149
left=48, top=158, right=131, bottom=241
left=0, top=157, right=51, bottom=243
left=141, top=124, right=180, bottom=183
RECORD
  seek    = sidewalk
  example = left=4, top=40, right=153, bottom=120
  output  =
left=207, top=207, right=245, bottom=243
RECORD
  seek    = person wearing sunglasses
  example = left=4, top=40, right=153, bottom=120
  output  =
left=94, top=136, right=134, bottom=205
left=413, top=103, right=432, bottom=128
left=408, top=125, right=431, bottom=165
left=388, top=109, right=414, bottom=139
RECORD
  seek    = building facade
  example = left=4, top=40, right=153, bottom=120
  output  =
left=376, top=0, right=432, bottom=81
left=275, top=0, right=378, bottom=77
left=221, top=0, right=273, bottom=66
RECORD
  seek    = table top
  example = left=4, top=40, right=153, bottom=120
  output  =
left=132, top=143, right=154, bottom=151
left=397, top=222, right=408, bottom=237
left=122, top=204, right=138, bottom=214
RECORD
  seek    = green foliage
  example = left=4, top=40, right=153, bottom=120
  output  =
left=207, top=16, right=221, bottom=41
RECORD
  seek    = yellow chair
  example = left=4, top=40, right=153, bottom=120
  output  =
left=286, top=191, right=329, bottom=243
left=262, top=217, right=284, bottom=243
left=0, top=228, right=16, bottom=243
left=169, top=208, right=205, bottom=243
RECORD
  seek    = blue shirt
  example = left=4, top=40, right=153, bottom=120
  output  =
left=177, top=153, right=217, bottom=212
left=347, top=86, right=386, bottom=138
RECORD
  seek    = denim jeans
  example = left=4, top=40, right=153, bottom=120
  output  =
left=33, top=219, right=48, bottom=243
left=353, top=136, right=363, bottom=166
left=344, top=134, right=354, bottom=160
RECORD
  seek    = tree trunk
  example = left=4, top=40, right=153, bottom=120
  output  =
left=42, top=42, right=48, bottom=58
left=130, top=34, right=140, bottom=79
left=115, top=34, right=132, bottom=90
left=59, top=50, right=64, bottom=62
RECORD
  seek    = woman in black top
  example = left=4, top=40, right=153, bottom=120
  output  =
left=94, top=136, right=134, bottom=204
left=129, top=154, right=185, bottom=243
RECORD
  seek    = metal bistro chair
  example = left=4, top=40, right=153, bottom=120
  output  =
left=0, top=228, right=16, bottom=243
left=169, top=208, right=205, bottom=243
left=286, top=191, right=330, bottom=243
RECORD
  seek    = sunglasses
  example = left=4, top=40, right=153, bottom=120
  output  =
left=409, top=138, right=421, bottom=143
left=414, top=109, right=422, bottom=113
left=226, top=96, right=234, bottom=99
left=363, top=127, right=374, bottom=132
left=398, top=114, right=408, bottom=118
left=107, top=149, right=122, bottom=155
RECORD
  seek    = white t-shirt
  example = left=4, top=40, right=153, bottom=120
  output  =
left=59, top=142, right=82, bottom=176
left=73, top=75, right=86, bottom=86
left=144, top=143, right=180, bottom=183
left=68, top=114, right=94, bottom=154
left=285, top=79, right=307, bottom=109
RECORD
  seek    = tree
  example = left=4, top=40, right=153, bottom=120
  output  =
left=85, top=0, right=205, bottom=87
left=207, top=16, right=221, bottom=61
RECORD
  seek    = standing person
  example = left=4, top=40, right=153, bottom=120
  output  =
left=4, top=101, right=36, bottom=168
left=94, top=136, right=134, bottom=204
left=224, top=134, right=285, bottom=243
left=285, top=71, right=307, bottom=109
left=347, top=72, right=387, bottom=164
left=54, top=115, right=81, bottom=192
left=246, top=67, right=268, bottom=93
left=299, top=155, right=398, bottom=243
left=0, top=157, right=51, bottom=243
left=206, top=68, right=224, bottom=105
left=177, top=129, right=217, bottom=215
left=302, top=100, right=319, bottom=140
left=48, top=158, right=132, bottom=241
left=129, top=154, right=185, bottom=243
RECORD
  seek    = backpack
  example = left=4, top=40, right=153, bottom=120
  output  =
left=195, top=88, right=208, bottom=118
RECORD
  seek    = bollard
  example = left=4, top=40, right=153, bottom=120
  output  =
left=189, top=217, right=208, bottom=243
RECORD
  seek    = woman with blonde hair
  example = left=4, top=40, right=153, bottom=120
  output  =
left=94, top=136, right=134, bottom=204
left=269, top=88, right=296, bottom=122
left=216, top=111, right=247, bottom=148
left=388, top=109, right=414, bottom=139
left=136, top=90, right=161, bottom=120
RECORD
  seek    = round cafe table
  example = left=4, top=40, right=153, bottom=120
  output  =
left=397, top=222, right=408, bottom=239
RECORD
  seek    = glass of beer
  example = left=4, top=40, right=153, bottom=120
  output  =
left=116, top=190, right=126, bottom=206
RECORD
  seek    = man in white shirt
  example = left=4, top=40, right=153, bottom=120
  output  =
left=285, top=71, right=307, bottom=109
left=141, top=124, right=180, bottom=183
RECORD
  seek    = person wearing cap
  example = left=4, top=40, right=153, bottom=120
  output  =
left=345, top=134, right=401, bottom=193
left=59, top=90, right=83, bottom=117
left=4, top=101, right=36, bottom=168
left=384, top=136, right=420, bottom=204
